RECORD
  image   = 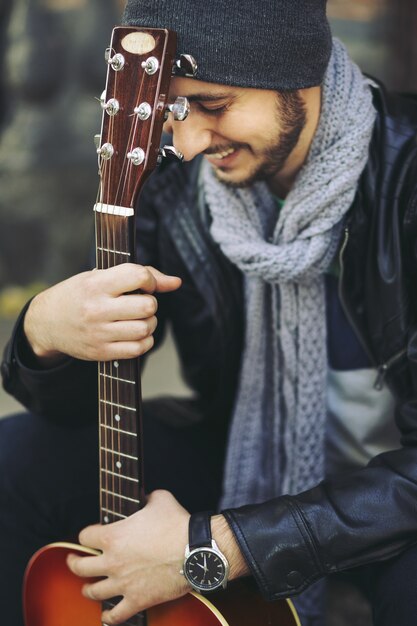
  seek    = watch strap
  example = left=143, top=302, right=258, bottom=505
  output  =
left=188, top=510, right=213, bottom=550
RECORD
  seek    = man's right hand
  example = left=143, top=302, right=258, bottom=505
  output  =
left=23, top=264, right=181, bottom=366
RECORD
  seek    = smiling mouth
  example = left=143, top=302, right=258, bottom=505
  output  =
left=205, top=146, right=237, bottom=160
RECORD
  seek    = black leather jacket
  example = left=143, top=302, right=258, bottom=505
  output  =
left=2, top=81, right=417, bottom=601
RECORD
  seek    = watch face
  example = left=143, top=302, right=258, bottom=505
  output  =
left=184, top=547, right=227, bottom=591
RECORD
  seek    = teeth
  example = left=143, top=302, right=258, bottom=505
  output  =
left=211, top=147, right=236, bottom=160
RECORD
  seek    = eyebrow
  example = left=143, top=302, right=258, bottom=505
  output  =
left=176, top=92, right=233, bottom=103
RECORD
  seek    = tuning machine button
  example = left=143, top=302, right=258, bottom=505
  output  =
left=172, top=54, right=198, bottom=77
left=102, top=98, right=120, bottom=116
left=105, top=50, right=125, bottom=72
left=97, top=143, right=114, bottom=160
left=166, top=97, right=190, bottom=122
left=158, top=145, right=184, bottom=164
left=134, top=102, right=152, bottom=120
left=127, top=147, right=145, bottom=166
left=141, top=56, right=159, bottom=75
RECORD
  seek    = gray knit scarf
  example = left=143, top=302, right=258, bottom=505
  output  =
left=202, top=39, right=376, bottom=624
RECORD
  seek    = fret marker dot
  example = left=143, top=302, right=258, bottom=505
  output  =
left=116, top=461, right=122, bottom=469
left=113, top=361, right=119, bottom=368
left=115, top=414, right=121, bottom=422
left=104, top=516, right=110, bottom=524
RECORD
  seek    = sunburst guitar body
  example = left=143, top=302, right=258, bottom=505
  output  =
left=24, top=26, right=301, bottom=626
left=24, top=543, right=300, bottom=626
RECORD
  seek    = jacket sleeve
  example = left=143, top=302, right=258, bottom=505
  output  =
left=223, top=444, right=417, bottom=600
left=1, top=299, right=98, bottom=424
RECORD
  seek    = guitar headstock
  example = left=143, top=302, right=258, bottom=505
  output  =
left=96, top=27, right=191, bottom=213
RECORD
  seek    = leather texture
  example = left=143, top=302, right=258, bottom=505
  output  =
left=2, top=80, right=417, bottom=601
left=189, top=511, right=213, bottom=550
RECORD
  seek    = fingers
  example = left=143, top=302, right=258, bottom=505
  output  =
left=67, top=552, right=105, bottom=579
left=101, top=597, right=138, bottom=625
left=104, top=317, right=158, bottom=342
left=79, top=523, right=108, bottom=550
left=99, top=264, right=181, bottom=296
left=99, top=336, right=155, bottom=360
left=109, top=294, right=158, bottom=321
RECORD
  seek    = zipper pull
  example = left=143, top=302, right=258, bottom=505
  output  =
left=374, top=364, right=388, bottom=390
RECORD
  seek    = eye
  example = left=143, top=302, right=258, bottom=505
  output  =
left=197, top=102, right=229, bottom=116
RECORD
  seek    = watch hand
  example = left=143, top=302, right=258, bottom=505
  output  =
left=203, top=553, right=208, bottom=572
left=196, top=562, right=206, bottom=570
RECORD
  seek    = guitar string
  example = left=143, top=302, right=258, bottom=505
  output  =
left=120, top=65, right=146, bottom=513
left=95, top=180, right=105, bottom=524
left=110, top=62, right=148, bottom=516
left=112, top=69, right=124, bottom=520
left=107, top=101, right=117, bottom=519
left=100, top=156, right=110, bottom=521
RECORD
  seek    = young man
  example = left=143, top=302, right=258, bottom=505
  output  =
left=2, top=1, right=417, bottom=625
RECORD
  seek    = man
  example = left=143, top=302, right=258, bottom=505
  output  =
left=2, top=1, right=417, bottom=625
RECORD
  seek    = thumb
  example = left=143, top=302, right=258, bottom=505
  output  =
left=146, top=266, right=182, bottom=293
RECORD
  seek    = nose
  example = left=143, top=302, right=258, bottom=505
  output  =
left=164, top=111, right=212, bottom=162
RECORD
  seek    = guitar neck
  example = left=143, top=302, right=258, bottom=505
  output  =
left=96, top=213, right=145, bottom=524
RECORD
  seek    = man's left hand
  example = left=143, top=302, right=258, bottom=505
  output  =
left=66, top=490, right=190, bottom=625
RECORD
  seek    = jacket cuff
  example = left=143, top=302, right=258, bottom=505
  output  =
left=1, top=299, right=97, bottom=424
left=222, top=496, right=324, bottom=600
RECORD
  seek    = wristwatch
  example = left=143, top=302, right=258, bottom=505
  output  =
left=181, top=511, right=229, bottom=593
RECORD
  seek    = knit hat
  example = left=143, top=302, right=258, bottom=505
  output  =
left=122, top=0, right=331, bottom=90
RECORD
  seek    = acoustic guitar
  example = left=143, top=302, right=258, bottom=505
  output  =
left=23, top=26, right=301, bottom=626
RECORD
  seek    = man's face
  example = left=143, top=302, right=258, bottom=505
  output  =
left=165, top=78, right=319, bottom=193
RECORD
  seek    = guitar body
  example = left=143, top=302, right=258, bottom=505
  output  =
left=24, top=543, right=300, bottom=626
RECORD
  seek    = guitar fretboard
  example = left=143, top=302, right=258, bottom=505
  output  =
left=99, top=357, right=144, bottom=523
left=96, top=212, right=146, bottom=626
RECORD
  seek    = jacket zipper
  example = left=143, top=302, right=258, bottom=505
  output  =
left=373, top=348, right=407, bottom=391
left=337, top=227, right=406, bottom=390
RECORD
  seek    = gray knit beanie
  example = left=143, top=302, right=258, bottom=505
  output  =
left=122, top=0, right=332, bottom=90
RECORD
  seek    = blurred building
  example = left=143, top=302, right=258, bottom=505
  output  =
left=0, top=0, right=123, bottom=289
left=328, top=0, right=417, bottom=91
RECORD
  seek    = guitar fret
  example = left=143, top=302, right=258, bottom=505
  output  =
left=97, top=246, right=131, bottom=256
left=100, top=399, right=136, bottom=412
left=101, top=468, right=139, bottom=482
left=101, top=488, right=140, bottom=504
left=100, top=373, right=135, bottom=385
left=101, top=424, right=137, bottom=436
left=100, top=446, right=138, bottom=460
left=101, top=507, right=127, bottom=519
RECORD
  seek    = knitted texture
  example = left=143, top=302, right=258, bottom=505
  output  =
left=202, top=39, right=376, bottom=621
left=122, top=0, right=331, bottom=90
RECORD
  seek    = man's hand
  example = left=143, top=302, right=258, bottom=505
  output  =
left=23, top=264, right=181, bottom=365
left=67, top=490, right=190, bottom=624
left=66, top=490, right=249, bottom=625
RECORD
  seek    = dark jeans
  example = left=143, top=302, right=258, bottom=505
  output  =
left=1, top=407, right=417, bottom=626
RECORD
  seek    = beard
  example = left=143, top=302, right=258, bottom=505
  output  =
left=212, top=90, right=307, bottom=190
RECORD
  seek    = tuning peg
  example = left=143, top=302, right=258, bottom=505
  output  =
left=172, top=54, right=198, bottom=77
left=158, top=145, right=184, bottom=164
left=167, top=97, right=190, bottom=122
